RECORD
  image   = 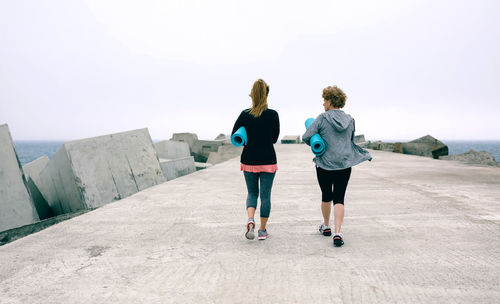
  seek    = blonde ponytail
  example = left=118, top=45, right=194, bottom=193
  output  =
left=248, top=79, right=269, bottom=117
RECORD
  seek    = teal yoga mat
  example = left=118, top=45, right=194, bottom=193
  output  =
left=305, top=118, right=325, bottom=156
left=231, top=126, right=247, bottom=147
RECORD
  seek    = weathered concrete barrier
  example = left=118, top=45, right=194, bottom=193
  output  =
left=191, top=140, right=225, bottom=162
left=281, top=135, right=301, bottom=144
left=37, top=128, right=165, bottom=215
left=26, top=177, right=53, bottom=220
left=159, top=157, right=196, bottom=181
left=394, top=135, right=448, bottom=159
left=171, top=133, right=225, bottom=162
left=22, top=156, right=53, bottom=220
left=195, top=162, right=213, bottom=170
left=366, top=141, right=396, bottom=151
left=354, top=134, right=365, bottom=143
left=440, top=149, right=499, bottom=167
left=22, top=156, right=49, bottom=182
left=206, top=145, right=243, bottom=165
left=353, top=134, right=370, bottom=147
left=0, top=124, right=39, bottom=232
left=154, top=140, right=190, bottom=159
left=171, top=133, right=198, bottom=153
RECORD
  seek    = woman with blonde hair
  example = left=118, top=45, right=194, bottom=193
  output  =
left=231, top=79, right=280, bottom=241
left=302, top=85, right=371, bottom=247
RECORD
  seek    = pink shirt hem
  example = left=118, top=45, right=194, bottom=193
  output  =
left=241, top=163, right=278, bottom=173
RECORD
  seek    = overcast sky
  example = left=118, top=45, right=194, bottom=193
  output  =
left=1, top=0, right=499, bottom=141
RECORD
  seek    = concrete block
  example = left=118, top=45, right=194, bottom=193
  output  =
left=171, top=133, right=198, bottom=152
left=214, top=134, right=228, bottom=140
left=26, top=177, right=53, bottom=220
left=195, top=162, right=213, bottom=171
left=394, top=135, right=448, bottom=159
left=37, top=128, right=165, bottom=215
left=159, top=156, right=196, bottom=181
left=22, top=156, right=53, bottom=219
left=367, top=141, right=395, bottom=151
left=207, top=145, right=243, bottom=165
left=22, top=156, right=49, bottom=184
left=354, top=135, right=366, bottom=144
left=191, top=140, right=225, bottom=162
left=281, top=135, right=301, bottom=144
left=154, top=140, right=190, bottom=159
left=214, top=134, right=231, bottom=144
left=0, top=124, right=39, bottom=232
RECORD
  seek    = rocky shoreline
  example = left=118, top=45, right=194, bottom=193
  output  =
left=364, top=135, right=499, bottom=167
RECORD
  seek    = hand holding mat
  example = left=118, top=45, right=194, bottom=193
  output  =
left=231, top=126, right=247, bottom=147
left=305, top=118, right=325, bottom=156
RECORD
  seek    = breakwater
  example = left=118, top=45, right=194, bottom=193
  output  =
left=1, top=145, right=499, bottom=303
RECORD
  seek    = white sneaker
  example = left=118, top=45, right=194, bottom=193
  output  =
left=245, top=219, right=255, bottom=240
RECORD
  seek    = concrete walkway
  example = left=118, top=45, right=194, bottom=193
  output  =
left=1, top=145, right=500, bottom=303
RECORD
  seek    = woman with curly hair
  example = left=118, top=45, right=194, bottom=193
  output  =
left=231, top=79, right=280, bottom=241
left=302, top=85, right=371, bottom=247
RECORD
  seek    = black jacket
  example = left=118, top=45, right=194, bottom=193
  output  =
left=231, top=109, right=280, bottom=165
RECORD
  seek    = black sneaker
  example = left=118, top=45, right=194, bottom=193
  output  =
left=319, top=223, right=332, bottom=236
left=333, top=233, right=344, bottom=247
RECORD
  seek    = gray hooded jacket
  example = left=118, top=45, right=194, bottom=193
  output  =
left=302, top=109, right=372, bottom=170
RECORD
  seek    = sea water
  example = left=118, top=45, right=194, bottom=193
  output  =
left=443, top=140, right=500, bottom=164
left=14, top=141, right=64, bottom=166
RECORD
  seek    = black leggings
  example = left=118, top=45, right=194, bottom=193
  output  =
left=316, top=167, right=352, bottom=204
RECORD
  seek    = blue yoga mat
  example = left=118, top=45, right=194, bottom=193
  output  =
left=305, top=118, right=325, bottom=156
left=231, top=126, right=247, bottom=147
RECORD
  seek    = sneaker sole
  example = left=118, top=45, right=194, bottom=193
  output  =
left=245, top=222, right=255, bottom=240
left=258, top=231, right=269, bottom=240
left=333, top=238, right=344, bottom=247
left=319, top=225, right=332, bottom=236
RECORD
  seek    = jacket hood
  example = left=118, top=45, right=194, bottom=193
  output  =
left=323, top=110, right=352, bottom=131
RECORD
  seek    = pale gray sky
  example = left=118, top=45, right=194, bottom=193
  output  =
left=1, top=0, right=499, bottom=141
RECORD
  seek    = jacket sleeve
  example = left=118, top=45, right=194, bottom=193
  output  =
left=302, top=114, right=322, bottom=146
left=231, top=111, right=245, bottom=136
left=272, top=111, right=280, bottom=144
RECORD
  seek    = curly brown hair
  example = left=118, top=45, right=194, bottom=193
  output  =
left=322, top=85, right=347, bottom=108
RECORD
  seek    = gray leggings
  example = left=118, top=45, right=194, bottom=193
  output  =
left=243, top=171, right=276, bottom=218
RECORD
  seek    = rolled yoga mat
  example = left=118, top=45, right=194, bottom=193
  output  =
left=305, top=118, right=326, bottom=156
left=231, top=126, right=247, bottom=147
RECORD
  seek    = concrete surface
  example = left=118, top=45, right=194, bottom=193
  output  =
left=25, top=177, right=53, bottom=220
left=154, top=140, right=190, bottom=159
left=191, top=139, right=225, bottom=162
left=394, top=135, right=448, bottom=159
left=22, top=156, right=52, bottom=219
left=281, top=135, right=301, bottom=144
left=159, top=157, right=196, bottom=181
left=354, top=134, right=365, bottom=143
left=195, top=161, right=213, bottom=171
left=22, top=155, right=49, bottom=183
left=1, top=145, right=499, bottom=303
left=206, top=145, right=243, bottom=165
left=37, top=128, right=165, bottom=215
left=171, top=133, right=198, bottom=152
left=0, top=124, right=39, bottom=231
